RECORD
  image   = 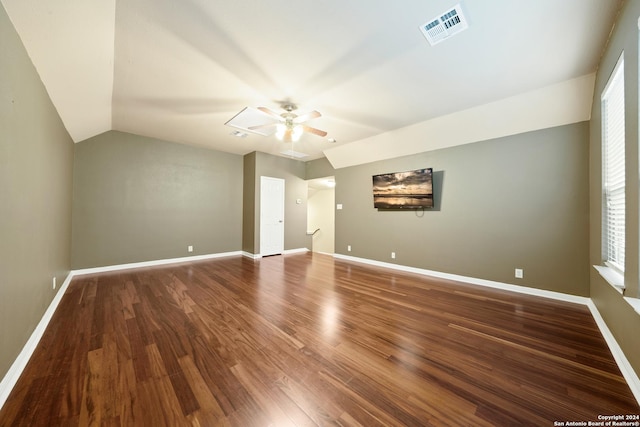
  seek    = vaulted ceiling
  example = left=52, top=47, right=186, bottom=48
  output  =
left=1, top=0, right=623, bottom=167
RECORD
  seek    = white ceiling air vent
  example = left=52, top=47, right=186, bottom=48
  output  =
left=420, top=4, right=469, bottom=46
left=280, top=149, right=308, bottom=159
left=225, top=107, right=276, bottom=136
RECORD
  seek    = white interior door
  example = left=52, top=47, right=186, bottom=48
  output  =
left=260, top=176, right=285, bottom=256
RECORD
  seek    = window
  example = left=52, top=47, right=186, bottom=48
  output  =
left=602, top=54, right=625, bottom=274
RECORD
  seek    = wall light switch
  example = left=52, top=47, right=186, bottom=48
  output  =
left=337, top=204, right=343, bottom=210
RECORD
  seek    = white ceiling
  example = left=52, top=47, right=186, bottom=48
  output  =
left=1, top=0, right=623, bottom=166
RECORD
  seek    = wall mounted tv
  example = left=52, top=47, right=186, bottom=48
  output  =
left=372, top=168, right=433, bottom=209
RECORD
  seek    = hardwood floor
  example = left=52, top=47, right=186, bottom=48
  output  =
left=1, top=252, right=638, bottom=426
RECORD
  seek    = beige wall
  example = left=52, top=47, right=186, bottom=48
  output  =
left=589, top=0, right=640, bottom=375
left=0, top=3, right=74, bottom=379
left=335, top=122, right=590, bottom=296
left=72, top=131, right=244, bottom=268
left=308, top=188, right=335, bottom=254
left=306, top=157, right=335, bottom=180
left=2, top=0, right=639, bottom=390
left=242, top=152, right=257, bottom=254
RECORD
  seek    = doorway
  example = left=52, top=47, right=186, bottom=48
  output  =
left=307, top=177, right=335, bottom=254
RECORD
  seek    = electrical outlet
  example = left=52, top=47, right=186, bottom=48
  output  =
left=52, top=277, right=56, bottom=290
left=347, top=245, right=351, bottom=252
left=515, top=268, right=523, bottom=279
left=188, top=245, right=193, bottom=253
left=391, top=252, right=396, bottom=259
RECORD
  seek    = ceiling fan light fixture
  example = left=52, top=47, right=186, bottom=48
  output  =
left=292, top=124, right=303, bottom=141
left=245, top=103, right=327, bottom=145
left=275, top=122, right=303, bottom=142
left=276, top=123, right=287, bottom=139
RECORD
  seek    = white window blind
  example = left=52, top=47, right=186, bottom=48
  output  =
left=602, top=55, right=625, bottom=274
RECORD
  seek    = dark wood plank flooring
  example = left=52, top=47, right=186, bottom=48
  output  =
left=1, top=252, right=638, bottom=426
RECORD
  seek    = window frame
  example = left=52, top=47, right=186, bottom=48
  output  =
left=601, top=53, right=626, bottom=277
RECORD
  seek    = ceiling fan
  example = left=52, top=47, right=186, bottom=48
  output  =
left=249, top=103, right=327, bottom=142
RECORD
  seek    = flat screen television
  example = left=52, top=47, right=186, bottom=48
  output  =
left=372, top=168, right=433, bottom=209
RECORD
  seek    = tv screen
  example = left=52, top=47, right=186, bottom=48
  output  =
left=372, top=168, right=433, bottom=209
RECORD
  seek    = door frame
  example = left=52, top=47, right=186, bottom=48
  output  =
left=259, top=176, right=285, bottom=256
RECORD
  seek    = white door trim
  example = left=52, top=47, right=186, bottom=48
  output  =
left=260, top=176, right=285, bottom=256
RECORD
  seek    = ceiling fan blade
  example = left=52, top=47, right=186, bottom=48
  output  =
left=294, top=110, right=321, bottom=123
left=301, top=125, right=328, bottom=137
left=282, top=129, right=293, bottom=143
left=248, top=123, right=277, bottom=131
left=257, top=106, right=283, bottom=120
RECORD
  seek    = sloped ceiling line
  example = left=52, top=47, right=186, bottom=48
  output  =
left=1, top=0, right=622, bottom=165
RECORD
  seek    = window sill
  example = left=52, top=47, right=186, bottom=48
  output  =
left=593, top=265, right=625, bottom=294
left=593, top=265, right=640, bottom=315
left=625, top=297, right=640, bottom=315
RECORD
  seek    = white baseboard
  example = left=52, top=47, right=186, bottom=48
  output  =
left=0, top=271, right=74, bottom=410
left=0, top=250, right=242, bottom=410
left=283, top=248, right=310, bottom=255
left=72, top=251, right=243, bottom=276
left=3, top=253, right=638, bottom=410
left=334, top=254, right=588, bottom=304
left=587, top=300, right=640, bottom=404
left=243, top=248, right=310, bottom=259
left=333, top=253, right=640, bottom=405
left=242, top=251, right=261, bottom=259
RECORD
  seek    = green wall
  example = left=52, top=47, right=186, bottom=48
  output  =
left=335, top=122, right=590, bottom=296
left=72, top=131, right=243, bottom=268
left=589, top=0, right=640, bottom=374
left=0, top=4, right=74, bottom=379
